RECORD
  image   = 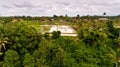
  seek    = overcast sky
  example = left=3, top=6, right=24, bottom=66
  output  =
left=0, top=0, right=120, bottom=16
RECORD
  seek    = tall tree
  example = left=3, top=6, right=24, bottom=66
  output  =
left=103, top=12, right=106, bottom=16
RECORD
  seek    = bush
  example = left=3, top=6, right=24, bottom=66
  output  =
left=52, top=31, right=61, bottom=39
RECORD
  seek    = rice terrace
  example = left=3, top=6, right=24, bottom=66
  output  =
left=40, top=25, right=77, bottom=36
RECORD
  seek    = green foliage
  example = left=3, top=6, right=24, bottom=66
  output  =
left=3, top=50, right=21, bottom=67
left=44, top=32, right=50, bottom=40
left=0, top=17, right=120, bottom=67
left=23, top=53, right=35, bottom=67
left=4, top=22, right=41, bottom=54
left=0, top=22, right=42, bottom=66
left=77, top=27, right=118, bottom=66
left=52, top=31, right=61, bottom=39
left=78, top=28, right=108, bottom=47
left=33, top=38, right=52, bottom=67
left=107, top=21, right=119, bottom=38
left=0, top=62, right=3, bottom=67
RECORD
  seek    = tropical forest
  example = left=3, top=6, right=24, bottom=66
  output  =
left=0, top=15, right=120, bottom=67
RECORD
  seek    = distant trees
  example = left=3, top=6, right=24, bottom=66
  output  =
left=77, top=15, right=80, bottom=18
left=65, top=14, right=68, bottom=17
left=103, top=12, right=106, bottom=16
left=53, top=15, right=58, bottom=18
left=52, top=31, right=61, bottom=39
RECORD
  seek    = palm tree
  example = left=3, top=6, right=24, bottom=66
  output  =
left=0, top=37, right=9, bottom=51
left=103, top=12, right=106, bottom=16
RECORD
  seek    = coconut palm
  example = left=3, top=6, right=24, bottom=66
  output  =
left=0, top=37, right=9, bottom=51
left=103, top=12, right=106, bottom=16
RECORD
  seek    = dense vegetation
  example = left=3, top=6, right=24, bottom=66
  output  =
left=0, top=16, right=120, bottom=67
